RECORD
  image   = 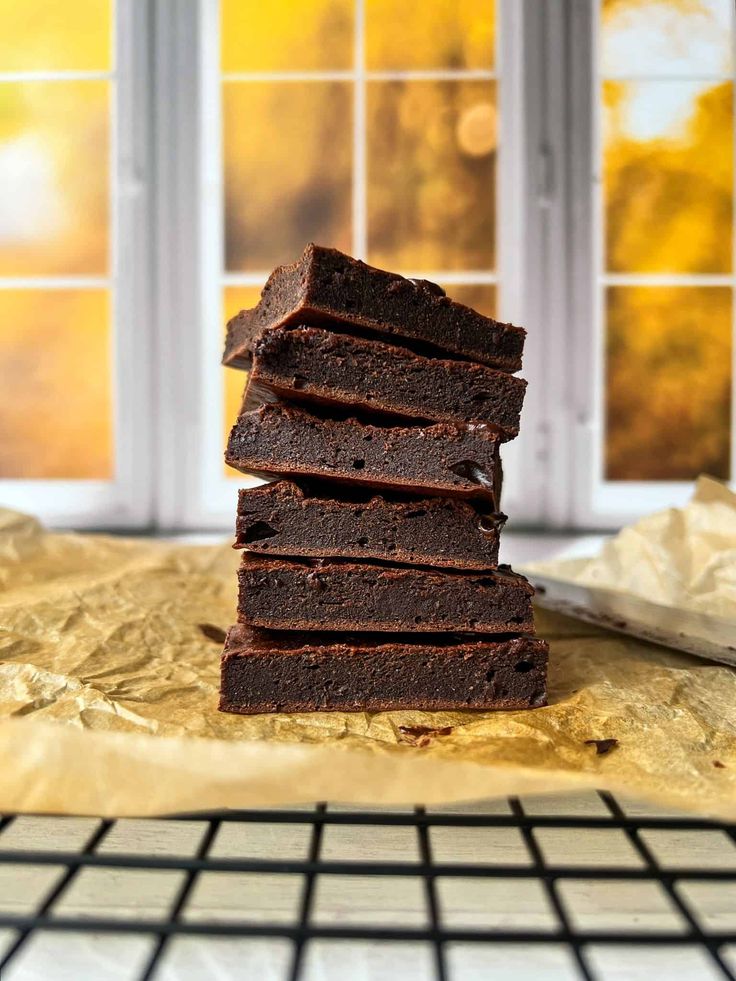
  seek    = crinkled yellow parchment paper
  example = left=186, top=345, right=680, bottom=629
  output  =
left=0, top=488, right=734, bottom=819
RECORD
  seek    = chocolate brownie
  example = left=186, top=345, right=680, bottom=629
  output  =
left=220, top=624, right=548, bottom=713
left=237, top=555, right=535, bottom=633
left=222, top=244, right=525, bottom=371
left=235, top=480, right=504, bottom=569
left=243, top=325, right=526, bottom=438
left=224, top=307, right=257, bottom=370
left=226, top=403, right=502, bottom=505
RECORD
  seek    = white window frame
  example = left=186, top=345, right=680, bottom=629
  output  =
left=0, top=0, right=154, bottom=529
left=566, top=0, right=736, bottom=528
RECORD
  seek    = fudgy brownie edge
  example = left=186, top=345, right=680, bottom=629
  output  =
left=223, top=244, right=526, bottom=371
left=226, top=402, right=503, bottom=504
left=220, top=625, right=549, bottom=713
left=237, top=555, right=535, bottom=634
left=247, top=325, right=527, bottom=438
left=235, top=480, right=504, bottom=569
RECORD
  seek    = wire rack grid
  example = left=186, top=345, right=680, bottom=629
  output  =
left=0, top=790, right=735, bottom=980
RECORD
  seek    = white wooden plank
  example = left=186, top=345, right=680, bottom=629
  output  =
left=675, top=880, right=736, bottom=933
left=557, top=878, right=686, bottom=933
left=638, top=830, right=736, bottom=871
left=154, top=936, right=292, bottom=981
left=446, top=942, right=580, bottom=981
left=436, top=876, right=557, bottom=931
left=51, top=868, right=185, bottom=921
left=326, top=803, right=416, bottom=813
left=0, top=864, right=65, bottom=914
left=533, top=828, right=644, bottom=868
left=583, top=944, right=724, bottom=981
left=520, top=792, right=609, bottom=817
left=0, top=929, right=19, bottom=958
left=720, top=945, right=736, bottom=975
left=182, top=872, right=302, bottom=924
left=301, top=940, right=436, bottom=981
left=98, top=820, right=206, bottom=857
left=616, top=796, right=690, bottom=819
left=0, top=817, right=100, bottom=853
left=429, top=826, right=531, bottom=866
left=3, top=931, right=156, bottom=981
left=209, top=822, right=311, bottom=860
left=320, top=824, right=420, bottom=863
left=425, top=799, right=511, bottom=815
left=239, top=804, right=316, bottom=812
left=311, top=874, right=427, bottom=927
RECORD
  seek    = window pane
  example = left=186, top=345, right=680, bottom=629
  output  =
left=223, top=82, right=352, bottom=272
left=605, top=286, right=731, bottom=481
left=367, top=80, right=496, bottom=271
left=221, top=0, right=353, bottom=72
left=0, top=290, right=113, bottom=479
left=603, top=80, right=733, bottom=274
left=0, top=81, right=109, bottom=276
left=439, top=284, right=496, bottom=318
left=366, top=0, right=495, bottom=71
left=223, top=286, right=262, bottom=479
left=0, top=0, right=112, bottom=72
left=601, top=0, right=732, bottom=76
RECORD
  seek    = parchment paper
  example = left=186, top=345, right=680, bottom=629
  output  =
left=526, top=476, right=736, bottom=619
left=0, top=488, right=734, bottom=819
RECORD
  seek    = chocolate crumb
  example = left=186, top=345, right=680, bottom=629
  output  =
left=713, top=760, right=726, bottom=769
left=584, top=738, right=619, bottom=756
left=199, top=623, right=227, bottom=644
left=398, top=725, right=453, bottom=748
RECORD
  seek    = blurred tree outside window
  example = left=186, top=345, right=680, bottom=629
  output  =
left=0, top=1, right=113, bottom=479
left=601, top=0, right=733, bottom=481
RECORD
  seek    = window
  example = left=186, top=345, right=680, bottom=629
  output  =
left=181, top=0, right=528, bottom=529
left=570, top=0, right=735, bottom=525
left=0, top=0, right=151, bottom=527
left=2, top=1, right=733, bottom=531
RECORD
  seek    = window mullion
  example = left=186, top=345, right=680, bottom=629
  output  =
left=506, top=0, right=578, bottom=528
left=566, top=0, right=597, bottom=529
left=114, top=0, right=156, bottom=528
left=151, top=0, right=206, bottom=530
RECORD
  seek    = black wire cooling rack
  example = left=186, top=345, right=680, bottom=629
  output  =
left=0, top=791, right=734, bottom=980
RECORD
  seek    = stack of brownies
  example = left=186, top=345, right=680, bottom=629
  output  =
left=218, top=244, right=548, bottom=715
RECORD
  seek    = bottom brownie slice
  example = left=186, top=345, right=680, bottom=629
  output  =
left=219, top=624, right=548, bottom=714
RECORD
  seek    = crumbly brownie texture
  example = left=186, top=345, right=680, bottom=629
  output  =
left=245, top=325, right=526, bottom=438
left=220, top=624, right=549, bottom=713
left=237, top=555, right=535, bottom=634
left=235, top=480, right=504, bottom=569
left=223, top=308, right=257, bottom=370
left=225, top=402, right=502, bottom=505
left=222, top=244, right=526, bottom=372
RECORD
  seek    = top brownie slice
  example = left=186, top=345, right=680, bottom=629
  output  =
left=222, top=243, right=526, bottom=372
